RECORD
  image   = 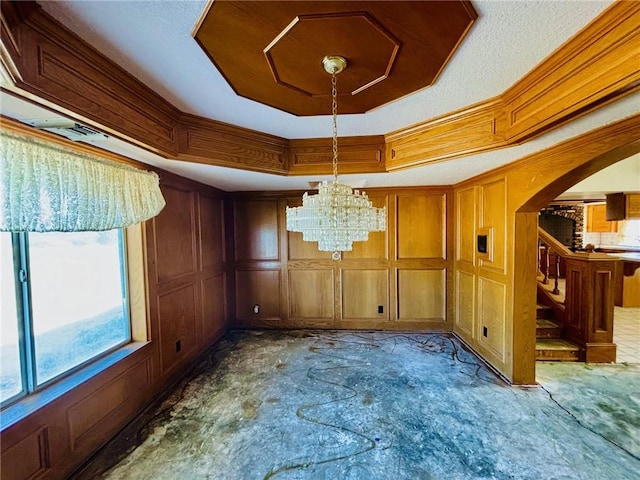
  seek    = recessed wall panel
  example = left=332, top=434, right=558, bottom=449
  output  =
left=154, top=185, right=196, bottom=281
left=158, top=284, right=198, bottom=373
left=235, top=270, right=280, bottom=320
left=199, top=194, right=224, bottom=268
left=234, top=200, right=279, bottom=261
left=289, top=269, right=334, bottom=319
left=397, top=193, right=445, bottom=259
left=456, top=187, right=476, bottom=264
left=455, top=270, right=475, bottom=336
left=342, top=269, right=388, bottom=320
left=202, top=273, right=226, bottom=341
left=478, top=277, right=506, bottom=360
left=344, top=195, right=388, bottom=260
left=397, top=269, right=445, bottom=320
left=479, top=180, right=506, bottom=272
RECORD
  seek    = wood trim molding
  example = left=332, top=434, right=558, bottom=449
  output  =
left=503, top=0, right=640, bottom=142
left=288, top=136, right=386, bottom=175
left=1, top=0, right=638, bottom=177
left=385, top=98, right=507, bottom=170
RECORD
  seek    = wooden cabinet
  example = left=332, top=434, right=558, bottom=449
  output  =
left=586, top=204, right=618, bottom=233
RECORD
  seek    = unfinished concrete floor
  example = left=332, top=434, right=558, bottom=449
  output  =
left=76, top=331, right=640, bottom=479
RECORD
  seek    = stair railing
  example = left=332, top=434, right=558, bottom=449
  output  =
left=537, top=226, right=620, bottom=363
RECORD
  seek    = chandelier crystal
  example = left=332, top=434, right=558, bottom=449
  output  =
left=285, top=56, right=386, bottom=259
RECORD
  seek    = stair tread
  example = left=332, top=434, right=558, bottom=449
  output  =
left=537, top=319, right=561, bottom=328
left=536, top=339, right=580, bottom=351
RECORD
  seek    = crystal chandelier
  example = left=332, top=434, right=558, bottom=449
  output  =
left=286, top=55, right=386, bottom=260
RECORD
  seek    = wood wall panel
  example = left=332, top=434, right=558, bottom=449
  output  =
left=456, top=187, right=476, bottom=265
left=386, top=100, right=507, bottom=170
left=397, top=193, right=446, bottom=259
left=342, top=269, right=388, bottom=320
left=153, top=185, right=196, bottom=282
left=397, top=269, right=445, bottom=321
left=343, top=194, right=389, bottom=260
left=286, top=196, right=331, bottom=260
left=1, top=165, right=230, bottom=480
left=235, top=270, right=281, bottom=321
left=199, top=194, right=225, bottom=268
left=479, top=179, right=506, bottom=273
left=234, top=200, right=279, bottom=261
left=67, top=358, right=150, bottom=451
left=477, top=277, right=506, bottom=361
left=178, top=115, right=288, bottom=174
left=289, top=269, right=334, bottom=320
left=455, top=270, right=475, bottom=336
left=0, top=427, right=50, bottom=480
left=157, top=284, right=198, bottom=374
left=288, top=136, right=386, bottom=175
left=201, top=273, right=226, bottom=343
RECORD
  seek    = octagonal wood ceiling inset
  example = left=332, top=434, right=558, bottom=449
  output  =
left=194, top=1, right=478, bottom=116
left=264, top=13, right=400, bottom=97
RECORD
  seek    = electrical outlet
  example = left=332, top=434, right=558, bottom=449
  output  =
left=175, top=340, right=181, bottom=352
left=378, top=305, right=384, bottom=314
left=253, top=304, right=260, bottom=314
left=483, top=326, right=488, bottom=337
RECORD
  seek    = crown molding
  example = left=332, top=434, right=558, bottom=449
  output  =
left=1, top=0, right=638, bottom=176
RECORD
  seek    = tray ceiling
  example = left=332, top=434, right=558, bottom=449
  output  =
left=194, top=1, right=476, bottom=115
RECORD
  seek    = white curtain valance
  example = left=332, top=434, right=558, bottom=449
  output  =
left=0, top=129, right=165, bottom=232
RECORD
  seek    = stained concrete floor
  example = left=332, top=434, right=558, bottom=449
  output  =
left=75, top=331, right=640, bottom=480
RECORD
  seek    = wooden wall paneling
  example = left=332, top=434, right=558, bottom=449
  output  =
left=341, top=269, right=389, bottom=321
left=152, top=185, right=197, bottom=283
left=201, top=272, right=227, bottom=344
left=0, top=426, right=51, bottom=480
left=456, top=187, right=476, bottom=265
left=198, top=194, right=225, bottom=269
left=286, top=196, right=331, bottom=260
left=478, top=179, right=506, bottom=273
left=385, top=99, right=507, bottom=170
left=396, top=192, right=446, bottom=259
left=343, top=194, right=389, bottom=260
left=397, top=269, right=446, bottom=321
left=454, top=270, right=475, bottom=337
left=177, top=114, right=288, bottom=174
left=234, top=199, right=280, bottom=262
left=0, top=2, right=179, bottom=154
left=157, top=284, right=198, bottom=374
left=235, top=270, right=281, bottom=322
left=288, top=269, right=334, bottom=322
left=477, top=277, right=507, bottom=363
left=504, top=2, right=640, bottom=142
left=288, top=136, right=386, bottom=175
left=66, top=358, right=150, bottom=452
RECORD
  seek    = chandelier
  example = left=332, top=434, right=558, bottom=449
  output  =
left=285, top=55, right=386, bottom=260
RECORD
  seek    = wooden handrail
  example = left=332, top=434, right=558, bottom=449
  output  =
left=537, top=227, right=573, bottom=257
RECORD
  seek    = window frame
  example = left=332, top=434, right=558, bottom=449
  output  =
left=0, top=229, right=132, bottom=410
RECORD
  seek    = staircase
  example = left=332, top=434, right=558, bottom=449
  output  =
left=536, top=304, right=580, bottom=361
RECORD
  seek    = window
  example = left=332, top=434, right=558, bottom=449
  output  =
left=0, top=230, right=130, bottom=408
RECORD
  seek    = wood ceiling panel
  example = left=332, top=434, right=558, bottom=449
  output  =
left=194, top=1, right=477, bottom=115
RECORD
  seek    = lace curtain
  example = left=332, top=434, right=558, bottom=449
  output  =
left=0, top=130, right=165, bottom=232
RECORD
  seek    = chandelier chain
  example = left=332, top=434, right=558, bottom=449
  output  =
left=331, top=72, right=338, bottom=182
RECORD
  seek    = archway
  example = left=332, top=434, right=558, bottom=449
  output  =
left=511, top=117, right=640, bottom=384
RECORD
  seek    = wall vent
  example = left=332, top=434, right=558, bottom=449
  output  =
left=26, top=119, right=109, bottom=142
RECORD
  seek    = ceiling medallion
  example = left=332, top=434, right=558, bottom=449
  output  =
left=285, top=56, right=386, bottom=259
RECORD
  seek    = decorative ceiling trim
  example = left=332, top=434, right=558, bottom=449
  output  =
left=0, top=1, right=638, bottom=177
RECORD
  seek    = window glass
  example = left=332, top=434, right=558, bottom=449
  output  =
left=0, top=233, right=23, bottom=404
left=28, top=230, right=129, bottom=385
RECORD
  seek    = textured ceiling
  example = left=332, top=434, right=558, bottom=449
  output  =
left=194, top=1, right=476, bottom=115
left=2, top=0, right=638, bottom=193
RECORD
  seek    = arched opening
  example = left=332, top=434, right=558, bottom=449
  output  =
left=512, top=128, right=640, bottom=384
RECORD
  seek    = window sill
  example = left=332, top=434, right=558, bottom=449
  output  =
left=0, top=341, right=149, bottom=431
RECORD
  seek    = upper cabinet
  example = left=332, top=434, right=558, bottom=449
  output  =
left=586, top=204, right=618, bottom=232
